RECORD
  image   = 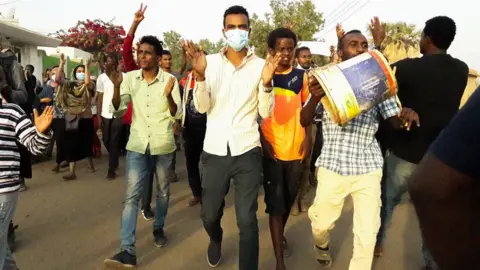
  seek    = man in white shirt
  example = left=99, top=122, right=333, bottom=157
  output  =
left=183, top=5, right=277, bottom=270
left=97, top=54, right=125, bottom=179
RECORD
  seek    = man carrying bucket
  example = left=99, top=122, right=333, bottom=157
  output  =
left=300, top=22, right=420, bottom=269
left=372, top=16, right=468, bottom=270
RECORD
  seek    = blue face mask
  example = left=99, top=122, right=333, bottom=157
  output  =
left=224, top=29, right=249, bottom=52
left=76, top=72, right=85, bottom=81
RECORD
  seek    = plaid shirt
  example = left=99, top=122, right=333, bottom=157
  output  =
left=313, top=96, right=401, bottom=176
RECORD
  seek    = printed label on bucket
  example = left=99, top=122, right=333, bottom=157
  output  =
left=337, top=52, right=391, bottom=112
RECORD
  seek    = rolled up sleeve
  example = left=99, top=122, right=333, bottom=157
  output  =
left=193, top=80, right=211, bottom=114
left=110, top=74, right=131, bottom=118
left=171, top=78, right=182, bottom=120
left=258, top=82, right=275, bottom=119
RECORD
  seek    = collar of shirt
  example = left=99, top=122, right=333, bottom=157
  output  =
left=134, top=68, right=164, bottom=83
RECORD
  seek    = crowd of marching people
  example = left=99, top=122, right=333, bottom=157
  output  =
left=0, top=3, right=478, bottom=270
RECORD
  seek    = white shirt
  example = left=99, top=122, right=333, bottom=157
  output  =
left=194, top=49, right=274, bottom=157
left=97, top=73, right=125, bottom=119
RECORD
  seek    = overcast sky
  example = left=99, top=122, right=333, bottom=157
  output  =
left=4, top=0, right=479, bottom=70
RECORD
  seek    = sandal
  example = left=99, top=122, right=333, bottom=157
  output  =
left=315, top=245, right=332, bottom=268
left=88, top=167, right=96, bottom=173
left=187, top=197, right=201, bottom=207
left=283, top=238, right=292, bottom=258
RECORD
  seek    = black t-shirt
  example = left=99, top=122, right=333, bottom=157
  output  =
left=387, top=54, right=469, bottom=164
left=430, top=87, right=480, bottom=179
left=184, top=87, right=206, bottom=129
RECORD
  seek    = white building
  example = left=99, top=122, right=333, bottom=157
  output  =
left=0, top=13, right=62, bottom=80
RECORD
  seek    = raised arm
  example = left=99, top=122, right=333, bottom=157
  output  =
left=183, top=40, right=209, bottom=113
left=55, top=53, right=67, bottom=86
left=300, top=74, right=325, bottom=127
left=123, top=4, right=147, bottom=72
left=257, top=53, right=280, bottom=118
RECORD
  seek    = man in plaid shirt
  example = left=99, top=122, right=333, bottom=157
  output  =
left=300, top=20, right=419, bottom=270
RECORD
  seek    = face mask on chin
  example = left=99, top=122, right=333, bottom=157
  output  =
left=224, top=29, right=249, bottom=52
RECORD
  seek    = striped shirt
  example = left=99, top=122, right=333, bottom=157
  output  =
left=194, top=48, right=275, bottom=156
left=0, top=103, right=52, bottom=193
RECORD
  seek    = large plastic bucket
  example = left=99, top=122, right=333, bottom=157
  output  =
left=310, top=50, right=398, bottom=125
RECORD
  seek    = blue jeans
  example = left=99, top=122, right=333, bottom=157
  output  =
left=120, top=147, right=174, bottom=256
left=377, top=152, right=438, bottom=269
left=0, top=192, right=18, bottom=270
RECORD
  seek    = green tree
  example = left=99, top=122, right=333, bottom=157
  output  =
left=198, top=39, right=225, bottom=54
left=249, top=0, right=325, bottom=58
left=162, top=30, right=184, bottom=72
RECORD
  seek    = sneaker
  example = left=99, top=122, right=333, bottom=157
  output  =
left=314, top=245, right=332, bottom=268
left=104, top=251, right=137, bottom=269
left=207, top=241, right=222, bottom=268
left=153, top=230, right=168, bottom=247
left=142, top=209, right=155, bottom=221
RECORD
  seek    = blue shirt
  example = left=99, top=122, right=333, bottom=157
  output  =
left=430, top=87, right=480, bottom=180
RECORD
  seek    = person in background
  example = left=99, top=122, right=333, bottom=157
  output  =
left=372, top=16, right=468, bottom=270
left=295, top=47, right=312, bottom=70
left=18, top=64, right=39, bottom=191
left=43, top=67, right=52, bottom=88
left=408, top=87, right=480, bottom=270
left=104, top=33, right=181, bottom=268
left=97, top=54, right=125, bottom=179
left=90, top=75, right=102, bottom=158
left=48, top=66, right=69, bottom=173
left=179, top=54, right=207, bottom=207
left=291, top=45, right=318, bottom=216
left=300, top=22, right=420, bottom=269
left=159, top=49, right=184, bottom=185
left=55, top=55, right=96, bottom=180
left=260, top=28, right=310, bottom=270
left=183, top=5, right=275, bottom=269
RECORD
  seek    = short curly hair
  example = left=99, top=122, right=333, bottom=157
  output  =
left=139, top=35, right=164, bottom=56
left=423, top=16, right=456, bottom=50
left=267, top=27, right=298, bottom=49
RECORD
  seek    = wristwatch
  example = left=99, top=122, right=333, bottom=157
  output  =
left=263, top=86, right=273, bottom=93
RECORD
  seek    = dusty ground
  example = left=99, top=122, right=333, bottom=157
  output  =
left=13, top=149, right=424, bottom=270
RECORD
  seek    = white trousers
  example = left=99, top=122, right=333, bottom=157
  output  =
left=309, top=168, right=382, bottom=270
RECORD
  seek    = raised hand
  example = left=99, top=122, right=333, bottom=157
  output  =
left=83, top=57, right=92, bottom=67
left=134, top=3, right=147, bottom=24
left=34, top=106, right=54, bottom=134
left=369, top=16, right=386, bottom=47
left=165, top=77, right=175, bottom=97
left=182, top=40, right=206, bottom=80
left=109, top=68, right=123, bottom=87
left=336, top=24, right=345, bottom=40
left=261, top=53, right=281, bottom=87
left=285, top=21, right=296, bottom=30
left=59, top=53, right=66, bottom=65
